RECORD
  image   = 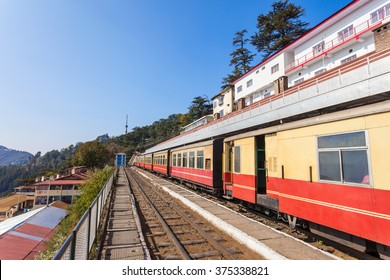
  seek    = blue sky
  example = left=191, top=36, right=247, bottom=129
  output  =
left=0, top=0, right=351, bottom=154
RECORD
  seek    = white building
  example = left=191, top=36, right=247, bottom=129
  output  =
left=211, top=85, right=235, bottom=119
left=233, top=0, right=390, bottom=108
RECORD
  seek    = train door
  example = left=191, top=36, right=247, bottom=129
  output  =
left=227, top=144, right=233, bottom=183
left=223, top=142, right=234, bottom=197
left=256, top=135, right=267, bottom=194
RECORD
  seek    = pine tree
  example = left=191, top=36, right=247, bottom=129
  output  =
left=186, top=96, right=213, bottom=123
left=222, top=67, right=242, bottom=88
left=251, top=0, right=309, bottom=59
left=222, top=29, right=255, bottom=87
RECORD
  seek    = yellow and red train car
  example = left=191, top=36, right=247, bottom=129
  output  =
left=144, top=153, right=153, bottom=171
left=152, top=150, right=169, bottom=176
left=222, top=104, right=390, bottom=248
left=170, top=139, right=223, bottom=194
left=133, top=102, right=390, bottom=256
left=133, top=154, right=145, bottom=168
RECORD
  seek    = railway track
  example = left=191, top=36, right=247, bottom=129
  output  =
left=124, top=167, right=264, bottom=260
left=133, top=167, right=384, bottom=260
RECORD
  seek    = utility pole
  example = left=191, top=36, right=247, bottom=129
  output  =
left=125, top=114, right=128, bottom=134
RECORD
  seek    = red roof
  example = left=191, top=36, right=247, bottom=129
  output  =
left=34, top=179, right=84, bottom=186
left=0, top=206, right=67, bottom=259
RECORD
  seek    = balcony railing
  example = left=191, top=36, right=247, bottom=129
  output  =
left=285, top=15, right=386, bottom=73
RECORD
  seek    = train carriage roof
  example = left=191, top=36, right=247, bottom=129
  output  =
left=170, top=139, right=214, bottom=152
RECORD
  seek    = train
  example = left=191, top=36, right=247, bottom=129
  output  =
left=133, top=0, right=390, bottom=258
left=133, top=101, right=390, bottom=258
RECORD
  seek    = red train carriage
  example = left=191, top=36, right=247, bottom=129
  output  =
left=152, top=150, right=170, bottom=176
left=170, top=139, right=223, bottom=194
left=133, top=154, right=145, bottom=168
left=222, top=104, right=390, bottom=249
left=144, top=153, right=153, bottom=171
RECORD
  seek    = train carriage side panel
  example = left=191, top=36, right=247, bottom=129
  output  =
left=366, top=112, right=390, bottom=191
left=170, top=140, right=214, bottom=189
left=135, top=155, right=145, bottom=168
left=230, top=137, right=257, bottom=203
left=264, top=133, right=280, bottom=199
left=144, top=153, right=153, bottom=171
left=274, top=112, right=390, bottom=246
left=153, top=150, right=169, bottom=176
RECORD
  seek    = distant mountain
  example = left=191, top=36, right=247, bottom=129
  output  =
left=0, top=145, right=33, bottom=166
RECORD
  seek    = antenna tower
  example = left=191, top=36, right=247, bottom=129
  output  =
left=125, top=114, right=128, bottom=134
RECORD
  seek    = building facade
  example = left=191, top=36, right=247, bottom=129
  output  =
left=211, top=85, right=235, bottom=119
left=233, top=0, right=390, bottom=109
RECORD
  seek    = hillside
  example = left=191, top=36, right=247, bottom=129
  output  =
left=0, top=146, right=33, bottom=166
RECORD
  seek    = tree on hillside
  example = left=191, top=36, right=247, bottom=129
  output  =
left=185, top=96, right=213, bottom=124
left=222, top=29, right=255, bottom=88
left=251, top=0, right=309, bottom=59
left=108, top=97, right=213, bottom=154
left=71, top=141, right=111, bottom=168
left=222, top=68, right=242, bottom=88
left=0, top=144, right=79, bottom=196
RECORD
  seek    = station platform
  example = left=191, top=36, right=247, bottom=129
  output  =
left=99, top=168, right=150, bottom=260
left=134, top=168, right=338, bottom=260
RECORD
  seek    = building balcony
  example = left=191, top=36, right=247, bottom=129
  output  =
left=285, top=17, right=386, bottom=74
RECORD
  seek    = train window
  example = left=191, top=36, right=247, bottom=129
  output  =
left=183, top=152, right=188, bottom=168
left=234, top=146, right=241, bottom=173
left=196, top=150, right=204, bottom=169
left=172, top=154, right=177, bottom=167
left=318, top=151, right=341, bottom=182
left=317, top=131, right=370, bottom=185
left=189, top=151, right=195, bottom=168
left=177, top=153, right=182, bottom=167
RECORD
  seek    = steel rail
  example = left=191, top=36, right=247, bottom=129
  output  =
left=129, top=167, right=235, bottom=260
left=124, top=168, right=191, bottom=260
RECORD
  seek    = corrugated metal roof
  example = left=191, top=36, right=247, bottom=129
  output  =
left=0, top=207, right=45, bottom=235
left=28, top=206, right=67, bottom=229
left=0, top=206, right=66, bottom=260
left=0, top=234, right=39, bottom=260
left=14, top=223, right=51, bottom=239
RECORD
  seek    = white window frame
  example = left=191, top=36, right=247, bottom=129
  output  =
left=316, top=130, right=372, bottom=187
left=371, top=3, right=390, bottom=24
left=294, top=77, right=304, bottom=85
left=337, top=24, right=354, bottom=42
left=340, top=54, right=357, bottom=65
left=314, top=68, right=327, bottom=76
left=271, top=64, right=279, bottom=74
left=218, top=96, right=224, bottom=105
left=234, top=146, right=241, bottom=173
left=312, top=41, right=325, bottom=56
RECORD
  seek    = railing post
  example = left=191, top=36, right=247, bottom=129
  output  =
left=87, top=207, right=92, bottom=259
left=96, top=197, right=99, bottom=233
left=70, top=230, right=77, bottom=260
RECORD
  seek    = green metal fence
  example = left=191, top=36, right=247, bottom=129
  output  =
left=53, top=169, right=117, bottom=260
